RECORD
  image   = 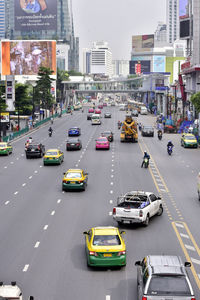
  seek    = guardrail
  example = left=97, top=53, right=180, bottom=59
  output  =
left=2, top=110, right=67, bottom=142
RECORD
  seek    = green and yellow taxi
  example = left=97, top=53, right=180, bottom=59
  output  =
left=83, top=226, right=126, bottom=267
left=0, top=142, right=13, bottom=155
left=43, top=149, right=64, bottom=165
left=181, top=133, right=198, bottom=148
left=62, top=168, right=88, bottom=191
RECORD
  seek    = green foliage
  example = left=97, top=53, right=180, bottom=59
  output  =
left=15, top=83, right=31, bottom=114
left=35, top=67, right=55, bottom=112
left=56, top=68, right=69, bottom=102
left=68, top=70, right=83, bottom=76
left=0, top=84, right=6, bottom=112
left=191, top=92, right=200, bottom=113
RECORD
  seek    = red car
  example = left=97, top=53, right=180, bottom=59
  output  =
left=96, top=137, right=110, bottom=150
left=98, top=104, right=103, bottom=109
left=95, top=109, right=101, bottom=114
left=88, top=108, right=94, bottom=113
left=103, top=103, right=107, bottom=107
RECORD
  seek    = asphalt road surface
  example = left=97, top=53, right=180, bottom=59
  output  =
left=0, top=106, right=200, bottom=300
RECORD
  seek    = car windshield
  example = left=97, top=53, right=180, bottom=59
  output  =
left=46, top=151, right=58, bottom=156
left=70, top=128, right=78, bottom=130
left=93, top=235, right=121, bottom=246
left=102, top=131, right=111, bottom=135
left=66, top=172, right=82, bottom=178
left=144, top=126, right=153, bottom=130
left=92, top=116, right=100, bottom=119
left=147, top=275, right=191, bottom=296
left=185, top=136, right=195, bottom=140
left=68, top=138, right=79, bottom=143
left=0, top=144, right=7, bottom=147
left=98, top=138, right=107, bottom=142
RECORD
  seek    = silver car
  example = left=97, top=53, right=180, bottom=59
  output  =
left=135, top=255, right=195, bottom=300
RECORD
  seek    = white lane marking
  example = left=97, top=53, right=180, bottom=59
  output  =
left=4, top=166, right=7, bottom=169
left=29, top=176, right=32, bottom=179
left=34, top=170, right=38, bottom=174
left=10, top=161, right=14, bottom=164
left=75, top=164, right=78, bottom=167
left=175, top=223, right=184, bottom=228
left=21, top=154, right=24, bottom=156
left=110, top=182, right=114, bottom=185
left=43, top=225, right=48, bottom=230
left=191, top=258, right=200, bottom=265
left=62, top=191, right=65, bottom=194
left=109, top=211, right=112, bottom=216
left=112, top=164, right=114, bottom=167
left=34, top=241, right=40, bottom=248
left=180, top=233, right=189, bottom=239
left=22, top=183, right=26, bottom=187
left=185, top=244, right=196, bottom=251
left=51, top=210, right=55, bottom=216
left=111, top=169, right=114, bottom=172
left=186, top=165, right=190, bottom=168
left=5, top=201, right=10, bottom=205
left=112, top=159, right=114, bottom=162
left=78, top=159, right=80, bottom=162
left=157, top=183, right=165, bottom=186
left=110, top=200, right=113, bottom=204
left=198, top=274, right=200, bottom=280
left=80, top=155, right=82, bottom=159
left=156, top=178, right=162, bottom=181
left=154, top=174, right=160, bottom=178
left=23, top=264, right=29, bottom=272
left=106, top=296, right=110, bottom=300
left=14, top=191, right=18, bottom=195
left=16, top=158, right=19, bottom=160
left=160, top=189, right=166, bottom=192
left=57, top=199, right=61, bottom=204
left=111, top=174, right=114, bottom=178
left=110, top=190, right=113, bottom=194
left=40, top=165, right=42, bottom=168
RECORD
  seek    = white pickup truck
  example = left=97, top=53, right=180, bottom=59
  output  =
left=0, top=282, right=34, bottom=300
left=113, top=191, right=163, bottom=226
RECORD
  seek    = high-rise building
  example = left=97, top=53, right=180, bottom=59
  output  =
left=154, top=22, right=167, bottom=46
left=0, top=0, right=5, bottom=39
left=83, top=48, right=91, bottom=74
left=112, top=60, right=129, bottom=77
left=90, top=41, right=112, bottom=78
left=166, top=0, right=179, bottom=44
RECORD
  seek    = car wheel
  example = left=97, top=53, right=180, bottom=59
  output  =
left=26, top=155, right=29, bottom=159
left=143, top=214, right=149, bottom=226
left=117, top=221, right=122, bottom=226
left=157, top=205, right=163, bottom=216
left=152, top=134, right=154, bottom=137
left=184, top=143, right=186, bottom=148
left=198, top=191, right=200, bottom=201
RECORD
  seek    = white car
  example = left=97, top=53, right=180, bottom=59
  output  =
left=140, top=106, right=148, bottom=115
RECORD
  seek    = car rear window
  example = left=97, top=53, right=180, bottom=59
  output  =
left=66, top=172, right=82, bottom=178
left=147, top=275, right=191, bottom=296
left=0, top=144, right=7, bottom=147
left=93, top=235, right=121, bottom=246
left=185, top=135, right=195, bottom=140
left=46, top=151, right=58, bottom=156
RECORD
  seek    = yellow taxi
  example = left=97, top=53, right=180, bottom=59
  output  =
left=62, top=168, right=88, bottom=191
left=181, top=134, right=198, bottom=148
left=83, top=226, right=126, bottom=267
left=43, top=149, right=64, bottom=165
left=0, top=142, right=13, bottom=155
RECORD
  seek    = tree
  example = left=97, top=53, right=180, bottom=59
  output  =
left=191, top=92, right=200, bottom=113
left=35, top=67, right=55, bottom=118
left=68, top=70, right=83, bottom=76
left=15, top=83, right=31, bottom=129
left=56, top=68, right=69, bottom=104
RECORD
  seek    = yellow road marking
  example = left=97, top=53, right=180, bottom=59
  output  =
left=172, top=221, right=200, bottom=289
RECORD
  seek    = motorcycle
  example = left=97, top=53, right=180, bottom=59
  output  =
left=49, top=131, right=52, bottom=137
left=167, top=145, right=173, bottom=155
left=143, top=157, right=149, bottom=168
left=158, top=132, right=162, bottom=140
left=118, top=122, right=121, bottom=130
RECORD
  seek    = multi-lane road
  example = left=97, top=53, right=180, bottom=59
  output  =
left=0, top=106, right=200, bottom=300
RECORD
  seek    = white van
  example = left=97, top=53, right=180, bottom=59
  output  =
left=91, top=114, right=101, bottom=125
left=140, top=106, right=148, bottom=115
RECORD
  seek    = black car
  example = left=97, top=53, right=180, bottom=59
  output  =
left=66, top=106, right=72, bottom=113
left=66, top=138, right=82, bottom=150
left=141, top=125, right=154, bottom=137
left=101, top=131, right=114, bottom=142
left=104, top=112, right=112, bottom=118
left=87, top=113, right=93, bottom=120
left=26, top=143, right=45, bottom=158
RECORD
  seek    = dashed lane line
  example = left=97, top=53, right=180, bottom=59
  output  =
left=57, top=199, right=61, bottom=204
left=51, top=210, right=55, bottom=216
left=34, top=241, right=40, bottom=248
left=109, top=211, right=112, bottom=216
left=23, top=264, right=29, bottom=272
left=109, top=200, right=113, bottom=204
left=5, top=201, right=9, bottom=205
left=14, top=191, right=18, bottom=195
left=43, top=225, right=48, bottom=230
left=29, top=176, right=32, bottom=179
left=22, top=183, right=26, bottom=187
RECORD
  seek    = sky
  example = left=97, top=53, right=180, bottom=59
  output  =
left=72, top=0, right=166, bottom=69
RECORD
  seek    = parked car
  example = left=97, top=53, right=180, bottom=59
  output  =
left=25, top=142, right=45, bottom=158
left=66, top=138, right=82, bottom=151
left=101, top=131, right=114, bottom=142
left=135, top=255, right=195, bottom=300
left=141, top=125, right=154, bottom=137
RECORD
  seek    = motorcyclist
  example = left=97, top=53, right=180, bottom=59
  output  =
left=118, top=120, right=121, bottom=129
left=48, top=127, right=53, bottom=136
left=141, top=151, right=150, bottom=168
left=157, top=129, right=162, bottom=139
left=167, top=141, right=174, bottom=148
left=51, top=117, right=54, bottom=124
left=138, top=123, right=142, bottom=131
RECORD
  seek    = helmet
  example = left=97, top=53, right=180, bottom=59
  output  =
left=169, top=141, right=172, bottom=143
left=144, top=151, right=147, bottom=155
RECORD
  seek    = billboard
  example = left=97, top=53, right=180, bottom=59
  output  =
left=15, top=0, right=57, bottom=31
left=129, top=61, right=150, bottom=74
left=132, top=35, right=154, bottom=52
left=0, top=113, right=9, bottom=123
left=153, top=56, right=166, bottom=72
left=1, top=41, right=56, bottom=76
left=180, top=19, right=190, bottom=38
left=179, top=0, right=189, bottom=19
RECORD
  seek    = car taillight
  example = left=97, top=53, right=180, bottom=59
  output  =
left=77, top=143, right=80, bottom=146
left=117, top=250, right=126, bottom=256
left=89, top=251, right=98, bottom=256
left=191, top=298, right=196, bottom=300
left=113, top=208, right=116, bottom=215
left=63, top=179, right=67, bottom=183
left=38, top=146, right=40, bottom=150
left=78, top=180, right=83, bottom=183
left=142, top=297, right=147, bottom=300
left=67, top=143, right=70, bottom=146
left=139, top=210, right=143, bottom=217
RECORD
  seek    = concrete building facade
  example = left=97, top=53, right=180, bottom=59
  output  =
left=166, top=0, right=179, bottom=44
left=0, top=0, right=5, bottom=39
left=112, top=60, right=129, bottom=77
left=90, top=41, right=112, bottom=78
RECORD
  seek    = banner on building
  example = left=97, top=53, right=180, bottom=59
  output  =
left=15, top=0, right=57, bottom=31
left=132, top=35, right=154, bottom=52
left=129, top=61, right=150, bottom=74
left=153, top=56, right=166, bottom=72
left=0, top=112, right=10, bottom=123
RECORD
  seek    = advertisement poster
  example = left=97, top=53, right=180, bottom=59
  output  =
left=132, top=35, right=154, bottom=52
left=153, top=56, right=166, bottom=72
left=1, top=40, right=56, bottom=76
left=179, top=0, right=189, bottom=19
left=0, top=113, right=10, bottom=123
left=15, top=0, right=57, bottom=31
left=129, top=61, right=150, bottom=74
